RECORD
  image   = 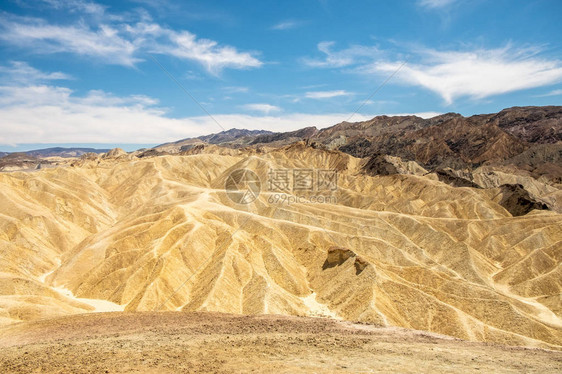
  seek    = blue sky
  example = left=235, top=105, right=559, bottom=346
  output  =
left=1, top=0, right=561, bottom=150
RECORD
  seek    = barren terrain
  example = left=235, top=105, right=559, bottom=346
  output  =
left=1, top=312, right=561, bottom=373
left=1, top=143, right=561, bottom=350
left=1, top=109, right=561, bottom=367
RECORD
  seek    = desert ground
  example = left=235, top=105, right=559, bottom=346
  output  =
left=0, top=311, right=561, bottom=373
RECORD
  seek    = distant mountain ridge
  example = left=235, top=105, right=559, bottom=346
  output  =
left=155, top=128, right=273, bottom=153
left=153, top=106, right=561, bottom=182
left=0, top=147, right=110, bottom=158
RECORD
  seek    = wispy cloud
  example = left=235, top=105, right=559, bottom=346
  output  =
left=0, top=64, right=439, bottom=145
left=241, top=103, right=281, bottom=114
left=0, top=84, right=197, bottom=145
left=223, top=86, right=249, bottom=93
left=0, top=85, right=359, bottom=144
left=0, top=15, right=140, bottom=66
left=417, top=0, right=457, bottom=9
left=271, top=20, right=302, bottom=30
left=368, top=46, right=562, bottom=104
left=535, top=88, right=562, bottom=97
left=302, top=41, right=381, bottom=68
left=302, top=40, right=562, bottom=104
left=0, top=83, right=437, bottom=145
left=361, top=99, right=398, bottom=106
left=0, top=61, right=72, bottom=84
left=38, top=0, right=107, bottom=15
left=155, top=28, right=262, bottom=74
left=0, top=9, right=262, bottom=73
left=305, top=90, right=353, bottom=99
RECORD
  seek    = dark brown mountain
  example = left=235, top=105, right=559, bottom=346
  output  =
left=492, top=106, right=562, bottom=144
left=152, top=106, right=561, bottom=181
left=155, top=128, right=272, bottom=152
left=250, top=126, right=319, bottom=146
left=501, top=143, right=562, bottom=183
left=328, top=108, right=556, bottom=168
left=0, top=147, right=110, bottom=159
left=0, top=152, right=43, bottom=171
left=198, top=128, right=272, bottom=144
left=323, top=106, right=560, bottom=175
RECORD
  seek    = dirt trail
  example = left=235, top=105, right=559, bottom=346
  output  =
left=0, top=312, right=560, bottom=373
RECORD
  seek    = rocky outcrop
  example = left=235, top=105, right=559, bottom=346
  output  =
left=362, top=154, right=427, bottom=176
left=103, top=148, right=127, bottom=159
left=322, top=247, right=369, bottom=276
left=251, top=127, right=319, bottom=146
left=495, top=184, right=549, bottom=216
left=0, top=152, right=45, bottom=171
left=432, top=169, right=481, bottom=188
left=492, top=106, right=562, bottom=144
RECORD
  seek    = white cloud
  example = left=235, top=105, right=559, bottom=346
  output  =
left=302, top=41, right=381, bottom=68
left=305, top=90, right=353, bottom=99
left=417, top=0, right=456, bottom=9
left=0, top=16, right=139, bottom=66
left=39, top=0, right=106, bottom=15
left=223, top=86, right=249, bottom=93
left=0, top=66, right=438, bottom=145
left=361, top=99, right=398, bottom=106
left=241, top=103, right=281, bottom=114
left=0, top=103, right=443, bottom=146
left=0, top=61, right=72, bottom=84
left=535, top=89, right=562, bottom=97
left=159, top=29, right=262, bottom=74
left=271, top=20, right=301, bottom=30
left=302, top=40, right=562, bottom=104
left=398, top=111, right=442, bottom=118
left=0, top=83, right=360, bottom=144
left=369, top=46, right=562, bottom=104
left=0, top=12, right=262, bottom=73
left=0, top=84, right=202, bottom=145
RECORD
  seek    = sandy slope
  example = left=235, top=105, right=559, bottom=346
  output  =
left=0, top=144, right=560, bottom=349
left=0, top=312, right=561, bottom=374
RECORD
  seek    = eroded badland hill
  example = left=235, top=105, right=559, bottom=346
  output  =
left=0, top=107, right=561, bottom=372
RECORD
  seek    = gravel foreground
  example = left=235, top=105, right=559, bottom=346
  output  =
left=0, top=312, right=560, bottom=373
